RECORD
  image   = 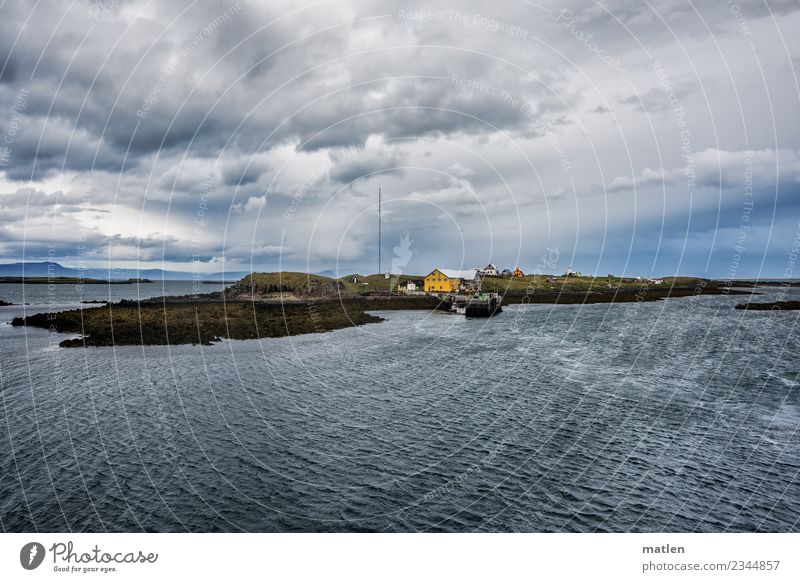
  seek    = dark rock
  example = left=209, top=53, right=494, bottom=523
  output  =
left=735, top=301, right=800, bottom=311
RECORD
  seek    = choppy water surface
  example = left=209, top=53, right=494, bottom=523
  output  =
left=1, top=284, right=798, bottom=532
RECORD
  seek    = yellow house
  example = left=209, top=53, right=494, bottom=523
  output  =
left=513, top=267, right=524, bottom=277
left=424, top=269, right=479, bottom=292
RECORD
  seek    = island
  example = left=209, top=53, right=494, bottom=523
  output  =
left=10, top=272, right=755, bottom=347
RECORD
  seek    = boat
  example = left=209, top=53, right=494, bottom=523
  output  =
left=443, top=292, right=502, bottom=317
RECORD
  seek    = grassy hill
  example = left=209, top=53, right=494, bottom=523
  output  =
left=229, top=271, right=428, bottom=297
left=232, top=272, right=345, bottom=298
left=340, top=273, right=425, bottom=294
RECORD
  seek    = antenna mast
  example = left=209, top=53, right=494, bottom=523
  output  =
left=378, top=186, right=382, bottom=275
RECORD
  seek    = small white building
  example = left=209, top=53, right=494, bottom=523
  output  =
left=404, top=281, right=417, bottom=291
left=481, top=263, right=499, bottom=276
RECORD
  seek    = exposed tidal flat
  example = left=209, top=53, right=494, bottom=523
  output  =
left=12, top=300, right=387, bottom=347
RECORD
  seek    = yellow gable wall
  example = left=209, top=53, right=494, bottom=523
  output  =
left=424, top=270, right=461, bottom=292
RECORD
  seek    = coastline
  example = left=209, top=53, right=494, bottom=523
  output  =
left=9, top=278, right=757, bottom=347
left=735, top=300, right=800, bottom=311
left=500, top=285, right=753, bottom=305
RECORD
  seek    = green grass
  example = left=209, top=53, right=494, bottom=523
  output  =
left=234, top=272, right=343, bottom=297
left=241, top=271, right=335, bottom=287
left=477, top=274, right=709, bottom=293
left=229, top=271, right=428, bottom=297
left=339, top=273, right=425, bottom=294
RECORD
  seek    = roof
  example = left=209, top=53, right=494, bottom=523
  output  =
left=431, top=268, right=479, bottom=280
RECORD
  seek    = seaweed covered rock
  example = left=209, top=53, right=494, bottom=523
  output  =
left=12, top=300, right=383, bottom=347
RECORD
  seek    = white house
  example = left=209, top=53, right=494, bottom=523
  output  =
left=480, top=263, right=499, bottom=276
left=404, top=281, right=417, bottom=291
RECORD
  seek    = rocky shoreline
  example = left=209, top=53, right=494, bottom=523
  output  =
left=10, top=300, right=385, bottom=347
left=501, top=285, right=752, bottom=305
left=735, top=300, right=800, bottom=311
left=7, top=276, right=757, bottom=347
left=10, top=294, right=448, bottom=347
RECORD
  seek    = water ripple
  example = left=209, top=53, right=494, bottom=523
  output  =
left=1, top=287, right=799, bottom=531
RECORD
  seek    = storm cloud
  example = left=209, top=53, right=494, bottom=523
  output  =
left=1, top=0, right=799, bottom=277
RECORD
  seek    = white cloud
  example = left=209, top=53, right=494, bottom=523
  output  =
left=0, top=0, right=799, bottom=276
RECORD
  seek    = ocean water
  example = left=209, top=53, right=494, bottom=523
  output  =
left=0, top=283, right=798, bottom=532
left=0, top=280, right=228, bottom=307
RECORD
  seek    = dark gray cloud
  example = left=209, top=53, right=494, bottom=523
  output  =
left=1, top=0, right=799, bottom=276
left=328, top=148, right=406, bottom=184
left=1, top=0, right=576, bottom=177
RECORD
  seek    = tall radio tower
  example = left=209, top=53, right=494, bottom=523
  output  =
left=378, top=186, right=382, bottom=275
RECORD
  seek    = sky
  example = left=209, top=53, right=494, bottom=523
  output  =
left=1, top=0, right=799, bottom=278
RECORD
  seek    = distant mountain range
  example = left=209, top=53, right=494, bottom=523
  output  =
left=0, top=262, right=250, bottom=281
